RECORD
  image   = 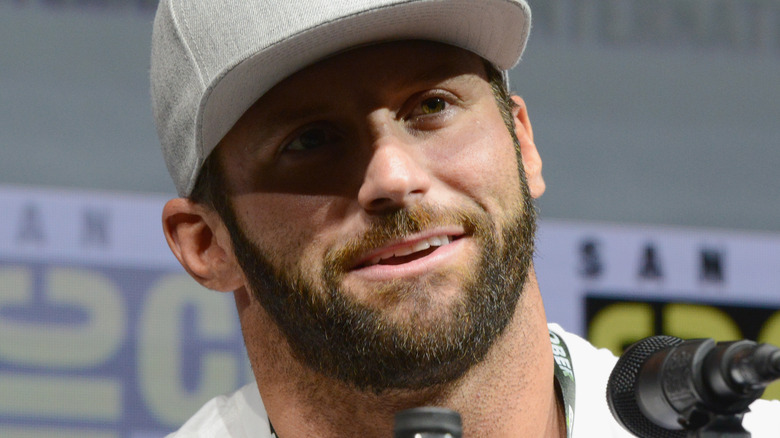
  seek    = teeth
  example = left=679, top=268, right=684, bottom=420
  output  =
left=394, top=246, right=414, bottom=257
left=366, top=235, right=453, bottom=266
left=412, top=241, right=431, bottom=252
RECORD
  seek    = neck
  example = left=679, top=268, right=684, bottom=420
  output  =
left=236, top=273, right=564, bottom=438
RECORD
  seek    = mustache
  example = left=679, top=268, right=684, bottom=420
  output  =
left=323, top=204, right=488, bottom=273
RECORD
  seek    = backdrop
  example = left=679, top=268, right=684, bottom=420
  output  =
left=2, top=185, right=779, bottom=437
left=1, top=0, right=779, bottom=437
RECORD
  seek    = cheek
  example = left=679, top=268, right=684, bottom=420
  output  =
left=427, top=117, right=522, bottom=209
left=230, top=193, right=338, bottom=269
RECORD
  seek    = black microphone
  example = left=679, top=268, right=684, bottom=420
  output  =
left=606, top=336, right=780, bottom=438
left=394, top=407, right=462, bottom=438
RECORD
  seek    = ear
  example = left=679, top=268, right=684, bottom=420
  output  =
left=162, top=198, right=244, bottom=292
left=511, top=95, right=545, bottom=199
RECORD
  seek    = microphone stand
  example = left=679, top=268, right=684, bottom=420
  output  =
left=608, top=336, right=780, bottom=438
left=642, top=339, right=760, bottom=438
left=688, top=413, right=750, bottom=438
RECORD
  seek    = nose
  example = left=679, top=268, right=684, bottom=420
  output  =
left=357, top=135, right=432, bottom=214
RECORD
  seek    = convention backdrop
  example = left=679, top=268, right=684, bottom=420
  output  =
left=2, top=0, right=779, bottom=437
left=2, top=185, right=780, bottom=437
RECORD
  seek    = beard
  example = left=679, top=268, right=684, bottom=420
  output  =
left=222, top=171, right=537, bottom=393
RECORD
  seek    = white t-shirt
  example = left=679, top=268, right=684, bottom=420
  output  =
left=168, top=324, right=780, bottom=437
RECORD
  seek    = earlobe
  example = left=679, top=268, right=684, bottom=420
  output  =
left=511, top=95, right=546, bottom=199
left=162, top=198, right=244, bottom=292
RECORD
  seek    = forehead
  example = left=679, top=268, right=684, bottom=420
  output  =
left=248, top=41, right=489, bottom=114
left=283, top=40, right=485, bottom=83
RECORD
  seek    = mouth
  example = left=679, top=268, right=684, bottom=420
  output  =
left=356, top=234, right=461, bottom=269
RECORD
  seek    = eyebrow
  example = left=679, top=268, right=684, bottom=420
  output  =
left=264, top=106, right=330, bottom=128
left=262, top=59, right=483, bottom=126
left=407, top=60, right=482, bottom=86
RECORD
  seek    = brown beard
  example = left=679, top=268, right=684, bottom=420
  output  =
left=222, top=180, right=537, bottom=392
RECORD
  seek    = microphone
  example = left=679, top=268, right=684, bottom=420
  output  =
left=394, top=407, right=462, bottom=438
left=606, top=336, right=780, bottom=438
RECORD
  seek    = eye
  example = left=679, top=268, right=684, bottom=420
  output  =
left=405, top=92, right=458, bottom=121
left=403, top=92, right=459, bottom=129
left=420, top=97, right=447, bottom=115
left=283, top=125, right=340, bottom=152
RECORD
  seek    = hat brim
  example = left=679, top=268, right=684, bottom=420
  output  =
left=196, top=0, right=531, bottom=191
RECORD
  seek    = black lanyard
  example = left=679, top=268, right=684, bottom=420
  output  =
left=270, top=331, right=577, bottom=438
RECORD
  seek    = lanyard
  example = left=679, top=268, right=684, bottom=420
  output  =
left=270, top=331, right=577, bottom=438
left=550, top=329, right=576, bottom=438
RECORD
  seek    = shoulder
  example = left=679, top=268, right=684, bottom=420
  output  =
left=166, top=382, right=272, bottom=438
left=548, top=322, right=619, bottom=388
left=548, top=323, right=634, bottom=437
left=744, top=397, right=780, bottom=437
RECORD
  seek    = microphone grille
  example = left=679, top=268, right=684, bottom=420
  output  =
left=606, top=335, right=686, bottom=438
left=393, top=407, right=462, bottom=438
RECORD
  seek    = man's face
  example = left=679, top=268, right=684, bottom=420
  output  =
left=215, top=41, right=537, bottom=391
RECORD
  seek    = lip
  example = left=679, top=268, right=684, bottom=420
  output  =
left=349, top=228, right=468, bottom=281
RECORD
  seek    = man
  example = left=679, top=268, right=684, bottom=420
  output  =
left=150, top=1, right=777, bottom=437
